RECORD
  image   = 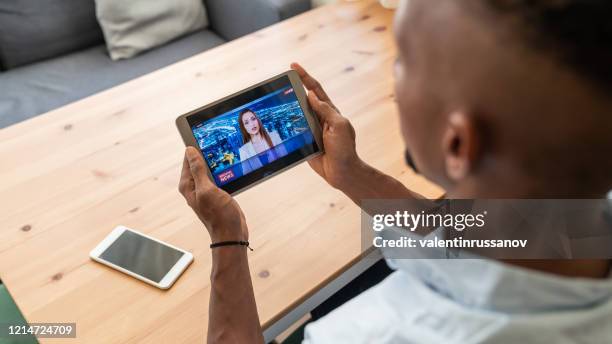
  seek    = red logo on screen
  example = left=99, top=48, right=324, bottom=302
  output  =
left=218, top=170, right=235, bottom=183
left=284, top=88, right=294, bottom=95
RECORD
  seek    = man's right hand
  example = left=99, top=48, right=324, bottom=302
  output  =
left=291, top=63, right=363, bottom=190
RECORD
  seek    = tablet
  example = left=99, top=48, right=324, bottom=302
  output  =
left=176, top=71, right=324, bottom=195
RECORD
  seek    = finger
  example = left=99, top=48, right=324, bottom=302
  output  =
left=291, top=63, right=329, bottom=100
left=179, top=152, right=193, bottom=191
left=185, top=147, right=214, bottom=192
left=308, top=91, right=338, bottom=125
left=179, top=153, right=196, bottom=202
left=307, top=157, right=324, bottom=178
left=291, top=63, right=337, bottom=110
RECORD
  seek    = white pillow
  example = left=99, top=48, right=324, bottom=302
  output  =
left=95, top=0, right=208, bottom=60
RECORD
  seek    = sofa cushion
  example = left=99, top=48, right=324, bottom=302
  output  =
left=0, top=29, right=225, bottom=128
left=95, top=0, right=209, bottom=60
left=0, top=0, right=104, bottom=70
left=205, top=0, right=311, bottom=41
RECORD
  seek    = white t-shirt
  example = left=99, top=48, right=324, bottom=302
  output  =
left=303, top=258, right=612, bottom=343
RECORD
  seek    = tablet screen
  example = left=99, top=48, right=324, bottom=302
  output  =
left=187, top=76, right=320, bottom=193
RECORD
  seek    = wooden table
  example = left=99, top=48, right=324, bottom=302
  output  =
left=0, top=1, right=443, bottom=342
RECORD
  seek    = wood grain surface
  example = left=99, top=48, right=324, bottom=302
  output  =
left=0, top=1, right=443, bottom=342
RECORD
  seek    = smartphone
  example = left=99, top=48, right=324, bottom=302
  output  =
left=90, top=226, right=193, bottom=289
left=175, top=70, right=324, bottom=195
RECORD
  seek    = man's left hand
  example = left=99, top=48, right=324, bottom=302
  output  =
left=179, top=146, right=248, bottom=243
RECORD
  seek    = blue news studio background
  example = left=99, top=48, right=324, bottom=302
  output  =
left=192, top=87, right=312, bottom=175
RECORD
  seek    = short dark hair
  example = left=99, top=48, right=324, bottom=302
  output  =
left=485, top=0, right=612, bottom=92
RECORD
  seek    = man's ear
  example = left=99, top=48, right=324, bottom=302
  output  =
left=441, top=112, right=479, bottom=181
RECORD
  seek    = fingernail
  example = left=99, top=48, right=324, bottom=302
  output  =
left=186, top=147, right=197, bottom=159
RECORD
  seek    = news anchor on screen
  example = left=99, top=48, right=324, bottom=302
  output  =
left=238, top=109, right=287, bottom=174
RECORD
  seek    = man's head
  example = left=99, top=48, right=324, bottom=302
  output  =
left=393, top=0, right=612, bottom=198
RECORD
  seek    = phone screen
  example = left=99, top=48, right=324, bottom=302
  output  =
left=99, top=230, right=185, bottom=283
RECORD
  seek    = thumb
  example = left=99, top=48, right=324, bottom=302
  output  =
left=185, top=147, right=212, bottom=191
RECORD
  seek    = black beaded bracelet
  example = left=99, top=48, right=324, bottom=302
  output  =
left=210, top=241, right=253, bottom=251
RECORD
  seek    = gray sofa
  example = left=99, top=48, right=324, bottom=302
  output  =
left=0, top=0, right=311, bottom=129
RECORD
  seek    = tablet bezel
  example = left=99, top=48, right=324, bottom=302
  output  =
left=176, top=70, right=324, bottom=195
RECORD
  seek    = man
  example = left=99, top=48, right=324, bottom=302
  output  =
left=179, top=0, right=612, bottom=342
